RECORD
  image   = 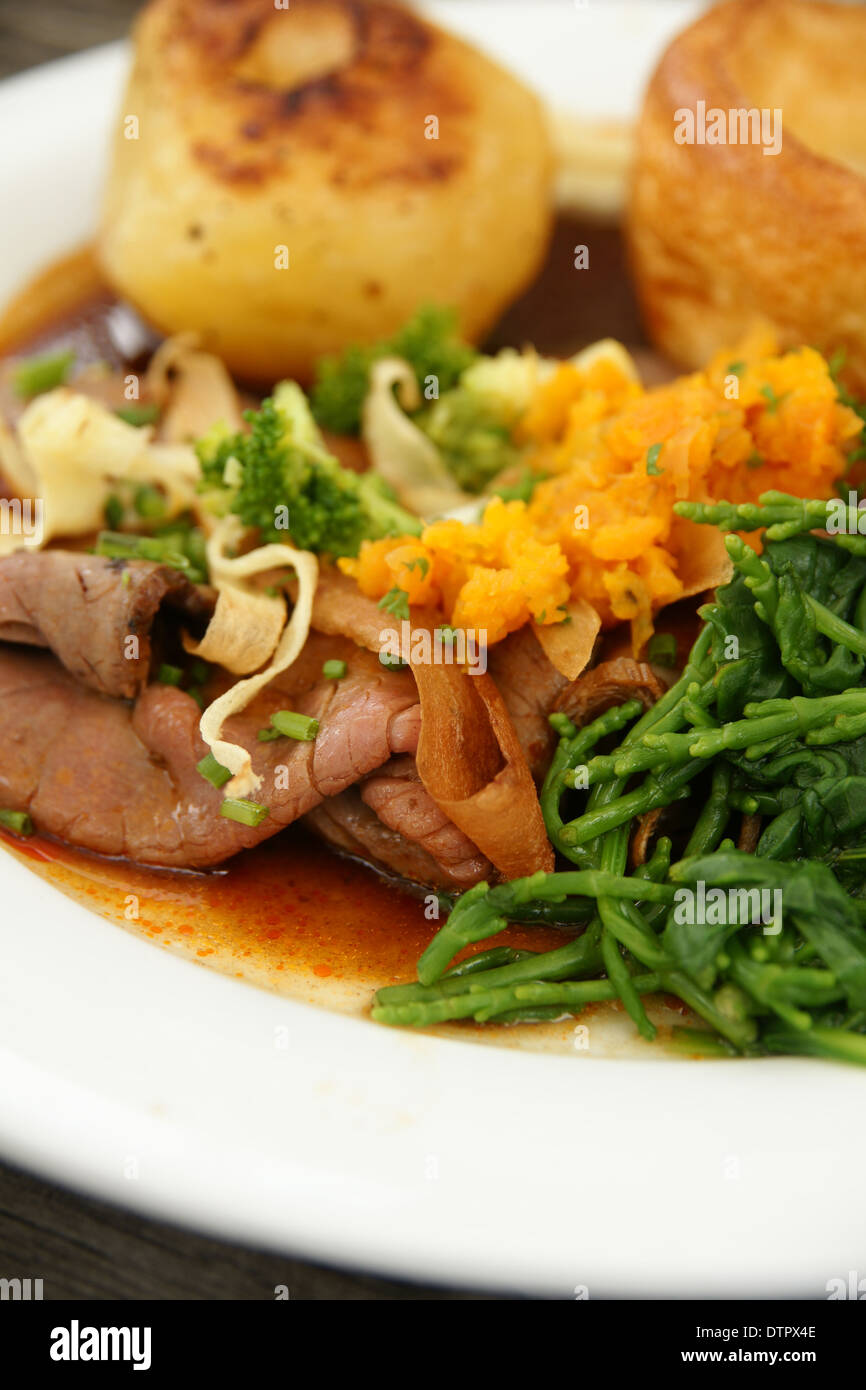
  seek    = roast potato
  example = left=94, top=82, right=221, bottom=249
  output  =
left=628, top=0, right=866, bottom=391
left=98, top=0, right=554, bottom=382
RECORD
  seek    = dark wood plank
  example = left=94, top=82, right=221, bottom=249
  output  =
left=0, top=1160, right=503, bottom=1300
left=0, top=0, right=143, bottom=78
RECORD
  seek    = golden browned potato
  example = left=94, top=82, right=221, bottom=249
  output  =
left=98, top=0, right=554, bottom=382
left=627, top=0, right=866, bottom=392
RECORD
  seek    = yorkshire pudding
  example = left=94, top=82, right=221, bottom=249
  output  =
left=628, top=0, right=866, bottom=391
left=98, top=0, right=553, bottom=382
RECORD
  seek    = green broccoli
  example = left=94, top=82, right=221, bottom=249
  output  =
left=412, top=347, right=540, bottom=494
left=310, top=305, right=477, bottom=436
left=196, top=381, right=420, bottom=557
left=414, top=389, right=519, bottom=493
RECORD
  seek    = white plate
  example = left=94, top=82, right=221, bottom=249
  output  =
left=1, top=5, right=864, bottom=1300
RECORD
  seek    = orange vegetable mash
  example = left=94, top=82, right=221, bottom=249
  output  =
left=341, top=328, right=863, bottom=652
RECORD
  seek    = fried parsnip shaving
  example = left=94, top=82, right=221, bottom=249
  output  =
left=192, top=516, right=318, bottom=798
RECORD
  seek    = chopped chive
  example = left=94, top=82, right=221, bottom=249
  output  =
left=94, top=531, right=196, bottom=578
left=152, top=530, right=183, bottom=551
left=379, top=650, right=408, bottom=671
left=726, top=360, right=745, bottom=376
left=190, top=659, right=210, bottom=685
left=157, top=663, right=184, bottom=686
left=153, top=515, right=195, bottom=536
left=95, top=531, right=142, bottom=557
left=146, top=525, right=207, bottom=580
left=121, top=570, right=131, bottom=589
left=220, top=797, right=269, bottom=827
left=270, top=710, right=319, bottom=741
left=12, top=348, right=75, bottom=398
left=197, top=751, right=232, bottom=788
left=322, top=659, right=347, bottom=680
left=647, top=632, right=678, bottom=667
left=104, top=494, right=125, bottom=529
left=437, top=625, right=458, bottom=645
left=668, top=1026, right=737, bottom=1058
left=115, top=403, right=160, bottom=427
left=187, top=687, right=205, bottom=709
left=0, top=808, right=33, bottom=836
left=257, top=727, right=282, bottom=741
left=646, top=442, right=663, bottom=475
left=134, top=485, right=166, bottom=520
left=183, top=529, right=207, bottom=576
left=759, top=383, right=787, bottom=414
left=745, top=450, right=764, bottom=470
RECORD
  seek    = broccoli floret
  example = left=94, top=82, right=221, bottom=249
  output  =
left=459, top=348, right=538, bottom=421
left=310, top=344, right=378, bottom=437
left=310, top=305, right=477, bottom=436
left=196, top=420, right=236, bottom=489
left=410, top=349, right=540, bottom=494
left=196, top=382, right=420, bottom=557
left=415, top=389, right=519, bottom=493
left=195, top=419, right=241, bottom=517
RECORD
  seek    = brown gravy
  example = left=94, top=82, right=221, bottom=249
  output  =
left=0, top=825, right=564, bottom=1000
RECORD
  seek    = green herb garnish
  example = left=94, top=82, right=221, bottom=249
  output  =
left=378, top=587, right=410, bottom=622
left=759, top=383, right=787, bottom=414
left=379, top=651, right=408, bottom=671
left=115, top=403, right=161, bottom=427
left=220, top=798, right=269, bottom=827
left=197, top=752, right=232, bottom=789
left=157, top=664, right=184, bottom=686
left=104, top=494, right=124, bottom=530
left=269, top=710, right=319, bottom=741
left=12, top=349, right=75, bottom=398
left=0, top=808, right=34, bottom=836
left=134, top=485, right=167, bottom=520
left=647, top=632, right=678, bottom=667
left=93, top=530, right=207, bottom=584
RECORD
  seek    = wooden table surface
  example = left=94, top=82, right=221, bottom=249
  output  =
left=0, top=0, right=510, bottom=1302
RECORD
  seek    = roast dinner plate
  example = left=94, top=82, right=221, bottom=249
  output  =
left=1, top=2, right=863, bottom=1299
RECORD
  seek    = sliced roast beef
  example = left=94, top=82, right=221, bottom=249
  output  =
left=0, top=551, right=214, bottom=699
left=305, top=792, right=454, bottom=889
left=0, top=551, right=555, bottom=884
left=360, top=756, right=491, bottom=887
left=0, top=633, right=420, bottom=867
left=305, top=766, right=492, bottom=891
